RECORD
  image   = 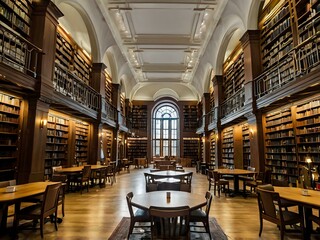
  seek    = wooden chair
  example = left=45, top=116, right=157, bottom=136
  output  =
left=179, top=172, right=193, bottom=192
left=144, top=172, right=158, bottom=192
left=189, top=191, right=213, bottom=238
left=72, top=165, right=91, bottom=194
left=256, top=188, right=304, bottom=240
left=211, top=170, right=229, bottom=197
left=15, top=183, right=62, bottom=238
left=126, top=192, right=151, bottom=239
left=51, top=174, right=68, bottom=217
left=150, top=205, right=190, bottom=239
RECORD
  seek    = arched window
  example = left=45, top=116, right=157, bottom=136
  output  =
left=152, top=103, right=179, bottom=157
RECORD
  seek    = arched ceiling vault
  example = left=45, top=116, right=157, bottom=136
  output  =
left=53, top=0, right=262, bottom=102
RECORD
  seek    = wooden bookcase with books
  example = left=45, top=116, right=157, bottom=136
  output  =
left=127, top=137, right=147, bottom=160
left=209, top=132, right=216, bottom=166
left=105, top=70, right=113, bottom=104
left=0, top=0, right=33, bottom=73
left=183, top=105, right=198, bottom=131
left=0, top=0, right=32, bottom=37
left=264, top=108, right=298, bottom=183
left=75, top=121, right=89, bottom=165
left=296, top=0, right=320, bottom=43
left=45, top=114, right=69, bottom=179
left=295, top=98, right=320, bottom=167
left=183, top=138, right=199, bottom=162
left=0, top=92, right=22, bottom=181
left=222, top=45, right=244, bottom=101
left=242, top=123, right=251, bottom=169
left=131, top=105, right=148, bottom=130
left=259, top=0, right=293, bottom=71
left=222, top=127, right=234, bottom=168
left=55, top=26, right=92, bottom=85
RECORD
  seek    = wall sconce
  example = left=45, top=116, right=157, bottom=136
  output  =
left=40, top=119, right=47, bottom=129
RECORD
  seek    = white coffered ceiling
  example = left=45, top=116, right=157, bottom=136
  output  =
left=96, top=0, right=227, bottom=97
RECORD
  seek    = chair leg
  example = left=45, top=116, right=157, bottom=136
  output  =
left=213, top=184, right=216, bottom=196
left=259, top=218, right=263, bottom=236
left=40, top=217, right=44, bottom=238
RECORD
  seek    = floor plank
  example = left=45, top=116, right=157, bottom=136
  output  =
left=2, top=167, right=320, bottom=239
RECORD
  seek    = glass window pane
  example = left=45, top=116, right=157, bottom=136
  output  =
left=163, top=130, right=168, bottom=139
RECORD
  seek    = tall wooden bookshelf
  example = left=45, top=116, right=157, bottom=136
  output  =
left=209, top=132, right=216, bottom=166
left=131, top=105, right=148, bottom=130
left=45, top=114, right=69, bottom=179
left=0, top=0, right=32, bottom=72
left=0, top=92, right=22, bottom=181
left=0, top=0, right=32, bottom=37
left=183, top=138, right=199, bottom=162
left=242, top=123, right=251, bottom=169
left=295, top=98, right=320, bottom=167
left=222, top=127, right=234, bottom=168
left=55, top=26, right=92, bottom=85
left=222, top=45, right=245, bottom=101
left=75, top=121, right=89, bottom=165
left=264, top=108, right=297, bottom=183
left=183, top=105, right=198, bottom=131
left=127, top=137, right=147, bottom=160
left=260, top=0, right=293, bottom=71
left=105, top=70, right=113, bottom=104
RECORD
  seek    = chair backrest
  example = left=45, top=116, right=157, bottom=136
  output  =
left=82, top=165, right=91, bottom=180
left=42, top=183, right=62, bottom=217
left=256, top=188, right=282, bottom=225
left=51, top=174, right=67, bottom=183
left=213, top=171, right=220, bottom=182
left=204, top=191, right=213, bottom=216
left=180, top=172, right=193, bottom=192
left=150, top=206, right=190, bottom=238
left=257, top=184, right=274, bottom=191
left=271, top=179, right=289, bottom=187
left=144, top=173, right=157, bottom=192
left=126, top=192, right=134, bottom=218
left=207, top=170, right=214, bottom=181
left=263, top=169, right=272, bottom=184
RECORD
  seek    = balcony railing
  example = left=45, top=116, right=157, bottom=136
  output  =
left=207, top=107, right=217, bottom=125
left=0, top=22, right=41, bottom=77
left=105, top=100, right=117, bottom=122
left=54, top=63, right=100, bottom=111
left=220, top=88, right=245, bottom=118
left=255, top=33, right=320, bottom=98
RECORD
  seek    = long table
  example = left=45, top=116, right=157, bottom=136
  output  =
left=274, top=186, right=320, bottom=239
left=0, top=182, right=58, bottom=230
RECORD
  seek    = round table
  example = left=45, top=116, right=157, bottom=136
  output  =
left=132, top=190, right=205, bottom=209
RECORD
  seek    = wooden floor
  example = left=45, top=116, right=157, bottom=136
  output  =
left=3, top=166, right=320, bottom=239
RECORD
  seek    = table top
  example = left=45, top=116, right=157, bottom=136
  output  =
left=132, top=191, right=206, bottom=209
left=147, top=170, right=192, bottom=177
left=274, top=186, right=320, bottom=208
left=214, top=168, right=255, bottom=175
left=55, top=165, right=107, bottom=173
left=0, top=182, right=58, bottom=202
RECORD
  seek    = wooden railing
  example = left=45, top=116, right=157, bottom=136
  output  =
left=220, top=88, right=245, bottom=118
left=54, top=63, right=100, bottom=111
left=0, top=22, right=41, bottom=78
left=255, top=33, right=320, bottom=98
left=105, top=101, right=117, bottom=122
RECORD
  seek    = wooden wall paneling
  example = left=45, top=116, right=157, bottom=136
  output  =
left=31, top=1, right=62, bottom=99
left=20, top=99, right=49, bottom=183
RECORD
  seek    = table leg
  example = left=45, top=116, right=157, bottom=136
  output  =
left=304, top=206, right=313, bottom=240
left=0, top=203, right=9, bottom=230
